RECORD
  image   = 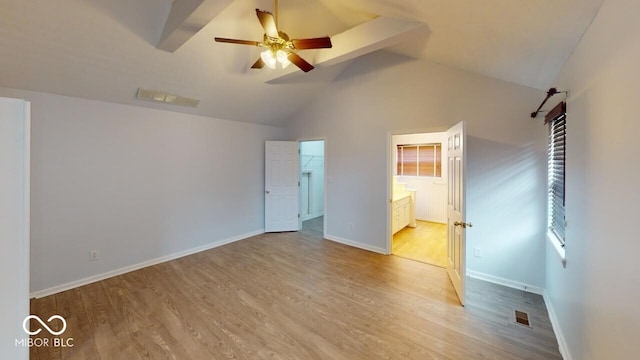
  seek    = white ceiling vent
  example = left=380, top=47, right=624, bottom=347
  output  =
left=136, top=88, right=200, bottom=108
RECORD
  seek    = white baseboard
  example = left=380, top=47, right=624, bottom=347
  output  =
left=30, top=229, right=265, bottom=299
left=543, top=291, right=571, bottom=360
left=416, top=217, right=446, bottom=224
left=466, top=270, right=545, bottom=295
left=324, top=234, right=387, bottom=255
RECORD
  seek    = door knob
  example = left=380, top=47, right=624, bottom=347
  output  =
left=265, top=190, right=270, bottom=194
left=454, top=221, right=473, bottom=228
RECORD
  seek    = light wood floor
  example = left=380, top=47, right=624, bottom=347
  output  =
left=30, top=228, right=561, bottom=359
left=393, top=221, right=447, bottom=267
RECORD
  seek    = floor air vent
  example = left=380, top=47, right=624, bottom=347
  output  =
left=514, top=310, right=531, bottom=327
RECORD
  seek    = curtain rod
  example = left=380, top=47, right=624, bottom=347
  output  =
left=530, top=87, right=567, bottom=118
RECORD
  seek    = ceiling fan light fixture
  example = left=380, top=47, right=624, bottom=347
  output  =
left=260, top=49, right=291, bottom=69
left=260, top=50, right=277, bottom=69
left=276, top=50, right=291, bottom=69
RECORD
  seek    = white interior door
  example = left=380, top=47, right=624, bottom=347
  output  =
left=265, top=141, right=300, bottom=232
left=446, top=121, right=468, bottom=305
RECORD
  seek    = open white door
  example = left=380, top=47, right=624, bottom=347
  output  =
left=265, top=141, right=300, bottom=232
left=446, top=121, right=469, bottom=305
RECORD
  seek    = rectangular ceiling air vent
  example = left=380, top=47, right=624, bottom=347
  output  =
left=136, top=88, right=200, bottom=108
left=514, top=310, right=531, bottom=327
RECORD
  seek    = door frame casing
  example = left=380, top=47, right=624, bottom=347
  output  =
left=386, top=127, right=449, bottom=254
left=387, top=125, right=468, bottom=306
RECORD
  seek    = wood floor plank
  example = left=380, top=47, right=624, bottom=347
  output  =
left=29, top=223, right=561, bottom=359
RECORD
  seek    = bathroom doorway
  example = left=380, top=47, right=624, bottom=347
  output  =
left=390, top=132, right=448, bottom=267
left=299, top=140, right=325, bottom=237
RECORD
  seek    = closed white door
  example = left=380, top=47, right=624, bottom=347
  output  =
left=265, top=141, right=300, bottom=232
left=446, top=121, right=468, bottom=305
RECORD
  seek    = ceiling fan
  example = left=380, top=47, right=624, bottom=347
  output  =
left=214, top=0, right=332, bottom=72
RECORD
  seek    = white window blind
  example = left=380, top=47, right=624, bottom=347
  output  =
left=548, top=108, right=566, bottom=245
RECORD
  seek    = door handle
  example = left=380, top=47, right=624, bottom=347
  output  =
left=265, top=190, right=270, bottom=194
left=454, top=221, right=473, bottom=228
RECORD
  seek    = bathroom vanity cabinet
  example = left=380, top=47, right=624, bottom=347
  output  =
left=392, top=180, right=416, bottom=234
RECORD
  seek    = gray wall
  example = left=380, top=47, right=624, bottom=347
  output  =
left=546, top=0, right=640, bottom=358
left=0, top=87, right=284, bottom=295
left=285, top=51, right=548, bottom=288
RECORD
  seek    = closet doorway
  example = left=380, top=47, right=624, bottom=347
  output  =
left=299, top=140, right=325, bottom=237
left=390, top=132, right=448, bottom=267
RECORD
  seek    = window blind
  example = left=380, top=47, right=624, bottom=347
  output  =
left=548, top=104, right=566, bottom=245
left=397, top=144, right=442, bottom=177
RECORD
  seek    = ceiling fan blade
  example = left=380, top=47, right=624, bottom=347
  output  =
left=291, top=37, right=332, bottom=50
left=287, top=53, right=314, bottom=72
left=214, top=37, right=261, bottom=46
left=256, top=9, right=279, bottom=38
left=251, top=58, right=265, bottom=69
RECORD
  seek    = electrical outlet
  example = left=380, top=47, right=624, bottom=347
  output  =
left=90, top=250, right=99, bottom=261
left=474, top=248, right=483, bottom=258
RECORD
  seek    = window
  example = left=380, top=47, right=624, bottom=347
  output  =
left=547, top=103, right=566, bottom=246
left=397, top=144, right=442, bottom=177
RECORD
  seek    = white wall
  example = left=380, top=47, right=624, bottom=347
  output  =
left=0, top=97, right=29, bottom=359
left=0, top=87, right=284, bottom=295
left=545, top=0, right=640, bottom=358
left=393, top=132, right=447, bottom=223
left=300, top=140, right=324, bottom=219
left=285, top=52, right=548, bottom=288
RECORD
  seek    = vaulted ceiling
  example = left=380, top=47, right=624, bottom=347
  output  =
left=0, top=0, right=603, bottom=125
